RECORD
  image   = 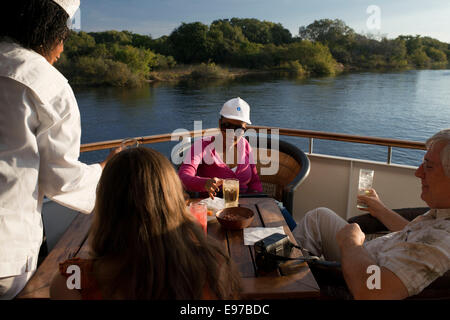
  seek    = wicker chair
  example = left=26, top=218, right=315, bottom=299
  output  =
left=312, top=208, right=450, bottom=300
left=245, top=135, right=310, bottom=214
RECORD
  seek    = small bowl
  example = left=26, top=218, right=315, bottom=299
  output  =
left=216, top=207, right=255, bottom=230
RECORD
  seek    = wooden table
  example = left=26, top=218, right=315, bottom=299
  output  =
left=211, top=198, right=319, bottom=299
left=17, top=197, right=319, bottom=299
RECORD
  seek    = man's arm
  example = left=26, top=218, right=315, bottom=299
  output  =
left=357, top=189, right=409, bottom=232
left=337, top=224, right=409, bottom=300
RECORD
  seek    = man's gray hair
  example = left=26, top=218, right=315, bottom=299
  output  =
left=426, top=129, right=450, bottom=177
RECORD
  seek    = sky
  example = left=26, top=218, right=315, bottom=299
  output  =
left=77, top=0, right=450, bottom=43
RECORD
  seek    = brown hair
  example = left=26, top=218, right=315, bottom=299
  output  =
left=90, top=147, right=240, bottom=299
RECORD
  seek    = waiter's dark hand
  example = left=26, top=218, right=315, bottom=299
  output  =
left=204, top=178, right=223, bottom=199
left=99, top=146, right=123, bottom=169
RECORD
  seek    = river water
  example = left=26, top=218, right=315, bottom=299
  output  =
left=76, top=69, right=450, bottom=167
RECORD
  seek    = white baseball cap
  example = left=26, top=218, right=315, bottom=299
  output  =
left=220, top=97, right=252, bottom=124
left=53, top=0, right=80, bottom=19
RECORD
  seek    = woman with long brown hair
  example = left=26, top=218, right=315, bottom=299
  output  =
left=51, top=147, right=241, bottom=299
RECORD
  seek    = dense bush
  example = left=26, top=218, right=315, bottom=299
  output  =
left=58, top=56, right=141, bottom=86
left=186, top=63, right=231, bottom=80
left=300, top=19, right=449, bottom=70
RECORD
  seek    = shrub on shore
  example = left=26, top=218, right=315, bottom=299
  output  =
left=186, top=63, right=232, bottom=80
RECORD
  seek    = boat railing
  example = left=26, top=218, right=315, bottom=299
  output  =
left=80, top=126, right=426, bottom=165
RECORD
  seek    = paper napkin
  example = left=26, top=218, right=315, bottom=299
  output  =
left=243, top=226, right=286, bottom=246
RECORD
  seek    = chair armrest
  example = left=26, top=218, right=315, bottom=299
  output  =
left=282, top=143, right=311, bottom=214
left=347, top=214, right=388, bottom=234
left=347, top=207, right=429, bottom=234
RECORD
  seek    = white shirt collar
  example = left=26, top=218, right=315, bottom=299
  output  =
left=0, top=40, right=68, bottom=103
left=430, top=208, right=450, bottom=219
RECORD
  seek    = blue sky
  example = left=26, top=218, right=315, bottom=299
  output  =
left=78, top=0, right=450, bottom=42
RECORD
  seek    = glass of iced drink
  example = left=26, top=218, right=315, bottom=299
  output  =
left=357, top=169, right=374, bottom=209
left=223, top=179, right=239, bottom=208
left=189, top=202, right=207, bottom=233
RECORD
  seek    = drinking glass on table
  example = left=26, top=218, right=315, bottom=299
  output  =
left=189, top=202, right=208, bottom=233
left=223, top=179, right=239, bottom=208
left=357, top=169, right=374, bottom=209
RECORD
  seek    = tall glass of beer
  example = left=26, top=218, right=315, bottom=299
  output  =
left=223, top=179, right=239, bottom=208
left=357, top=169, right=374, bottom=209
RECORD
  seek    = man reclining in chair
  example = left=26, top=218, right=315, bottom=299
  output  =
left=292, top=129, right=450, bottom=299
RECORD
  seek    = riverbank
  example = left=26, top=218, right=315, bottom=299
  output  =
left=147, top=62, right=450, bottom=85
left=147, top=61, right=347, bottom=84
left=148, top=63, right=262, bottom=82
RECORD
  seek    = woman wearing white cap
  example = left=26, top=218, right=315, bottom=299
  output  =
left=179, top=97, right=263, bottom=198
left=0, top=0, right=120, bottom=299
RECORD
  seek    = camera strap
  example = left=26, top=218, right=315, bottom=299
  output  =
left=263, top=242, right=341, bottom=268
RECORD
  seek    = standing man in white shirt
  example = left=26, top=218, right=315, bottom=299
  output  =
left=0, top=0, right=120, bottom=299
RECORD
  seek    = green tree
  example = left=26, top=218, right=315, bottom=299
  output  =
left=299, top=19, right=355, bottom=45
left=89, top=30, right=132, bottom=45
left=426, top=47, right=447, bottom=62
left=299, top=19, right=355, bottom=65
left=208, top=20, right=248, bottom=64
left=269, top=23, right=293, bottom=45
left=230, top=18, right=272, bottom=44
left=113, top=45, right=157, bottom=76
left=410, top=49, right=431, bottom=67
left=285, top=41, right=338, bottom=75
left=399, top=35, right=422, bottom=55
left=168, top=22, right=209, bottom=63
left=63, top=31, right=96, bottom=59
left=149, top=36, right=172, bottom=56
left=131, top=33, right=153, bottom=49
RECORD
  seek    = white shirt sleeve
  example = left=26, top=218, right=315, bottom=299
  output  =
left=35, top=84, right=102, bottom=214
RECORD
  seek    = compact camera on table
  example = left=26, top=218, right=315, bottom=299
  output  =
left=254, top=233, right=340, bottom=273
left=254, top=233, right=295, bottom=272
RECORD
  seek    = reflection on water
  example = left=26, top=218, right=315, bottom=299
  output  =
left=76, top=70, right=450, bottom=167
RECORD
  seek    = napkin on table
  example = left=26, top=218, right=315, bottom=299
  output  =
left=198, top=197, right=225, bottom=212
left=198, top=197, right=225, bottom=221
left=243, top=226, right=286, bottom=246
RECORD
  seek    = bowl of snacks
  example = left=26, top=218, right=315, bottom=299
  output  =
left=216, top=207, right=254, bottom=230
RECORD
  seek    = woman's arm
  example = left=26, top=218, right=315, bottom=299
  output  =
left=178, top=141, right=211, bottom=192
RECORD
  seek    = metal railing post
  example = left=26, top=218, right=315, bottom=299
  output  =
left=387, top=146, right=392, bottom=164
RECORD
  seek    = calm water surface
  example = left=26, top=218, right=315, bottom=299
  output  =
left=76, top=70, right=450, bottom=166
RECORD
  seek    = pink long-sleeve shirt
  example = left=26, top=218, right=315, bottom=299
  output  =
left=178, top=136, right=263, bottom=194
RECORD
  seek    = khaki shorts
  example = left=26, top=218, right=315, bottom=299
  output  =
left=292, top=207, right=349, bottom=262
